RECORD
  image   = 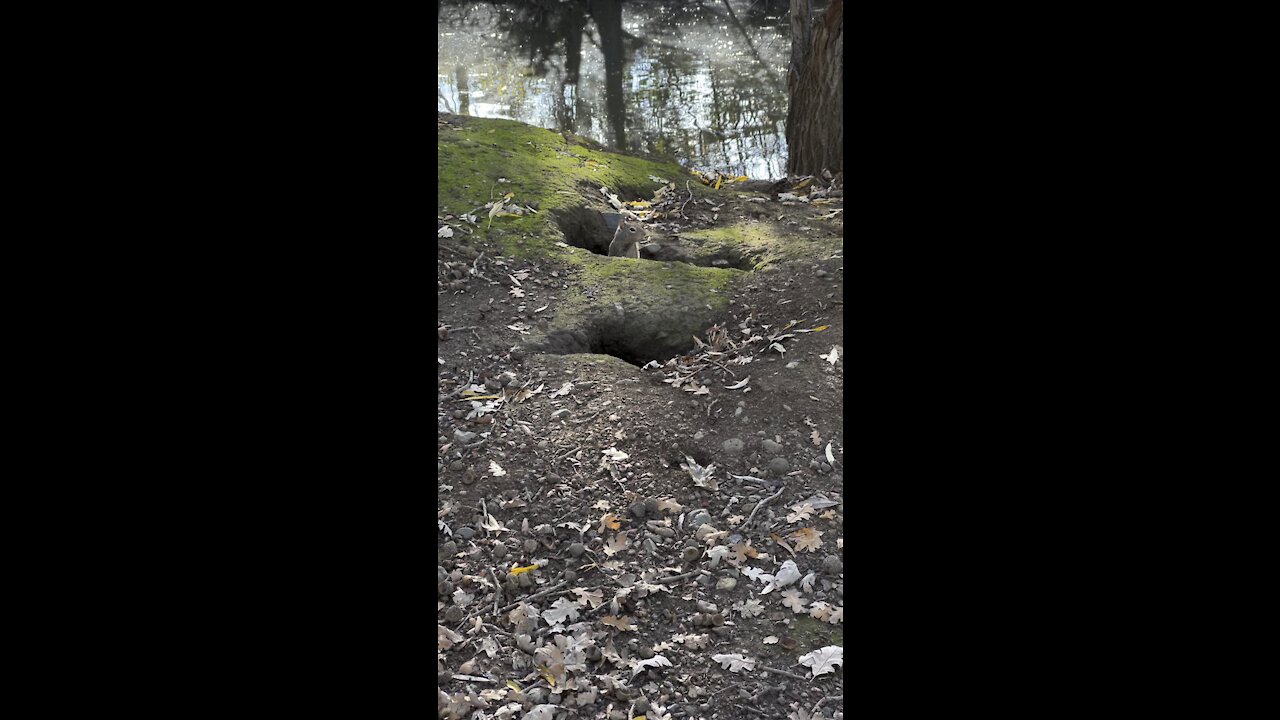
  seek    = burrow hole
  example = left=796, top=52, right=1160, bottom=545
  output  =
left=553, top=206, right=757, bottom=270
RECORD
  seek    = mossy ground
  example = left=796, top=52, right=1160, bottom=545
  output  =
left=439, top=114, right=740, bottom=350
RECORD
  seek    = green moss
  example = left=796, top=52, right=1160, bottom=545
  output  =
left=681, top=222, right=841, bottom=270
left=440, top=115, right=740, bottom=350
left=790, top=614, right=844, bottom=651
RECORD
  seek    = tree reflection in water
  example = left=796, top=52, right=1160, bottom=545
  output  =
left=438, top=0, right=792, bottom=179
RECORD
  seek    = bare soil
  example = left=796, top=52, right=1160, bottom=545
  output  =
left=438, top=125, right=844, bottom=720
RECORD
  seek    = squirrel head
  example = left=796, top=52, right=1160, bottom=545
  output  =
left=618, top=216, right=644, bottom=236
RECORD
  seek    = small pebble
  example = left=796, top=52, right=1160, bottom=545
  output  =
left=568, top=542, right=585, bottom=558
left=762, top=439, right=784, bottom=454
left=722, top=438, right=745, bottom=454
left=768, top=457, right=790, bottom=475
left=457, top=526, right=475, bottom=540
left=630, top=501, right=648, bottom=519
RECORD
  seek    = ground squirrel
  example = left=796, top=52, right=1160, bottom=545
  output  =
left=608, top=216, right=644, bottom=259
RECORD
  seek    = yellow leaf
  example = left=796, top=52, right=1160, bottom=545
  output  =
left=809, top=325, right=830, bottom=332
left=714, top=175, right=723, bottom=190
left=734, top=175, right=748, bottom=182
left=510, top=564, right=539, bottom=575
left=502, top=192, right=514, bottom=201
left=792, top=177, right=812, bottom=191
left=460, top=393, right=501, bottom=400
left=506, top=680, right=523, bottom=693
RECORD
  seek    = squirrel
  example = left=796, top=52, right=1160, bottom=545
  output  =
left=608, top=216, right=644, bottom=259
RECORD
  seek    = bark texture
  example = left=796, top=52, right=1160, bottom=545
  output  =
left=786, top=0, right=843, bottom=176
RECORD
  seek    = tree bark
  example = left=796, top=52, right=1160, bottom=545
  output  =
left=786, top=0, right=843, bottom=176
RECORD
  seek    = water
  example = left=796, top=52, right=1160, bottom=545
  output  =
left=438, top=0, right=792, bottom=179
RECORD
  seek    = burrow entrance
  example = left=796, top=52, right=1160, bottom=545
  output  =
left=553, top=206, right=758, bottom=271
left=526, top=291, right=731, bottom=367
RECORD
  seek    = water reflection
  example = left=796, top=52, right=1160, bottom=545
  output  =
left=438, top=0, right=791, bottom=179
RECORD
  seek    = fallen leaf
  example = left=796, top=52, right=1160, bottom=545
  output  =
left=763, top=635, right=779, bottom=644
left=603, top=532, right=630, bottom=556
left=711, top=653, right=756, bottom=673
left=572, top=588, right=604, bottom=608
left=680, top=454, right=718, bottom=491
left=825, top=442, right=836, bottom=465
left=599, top=513, right=622, bottom=532
left=780, top=589, right=809, bottom=613
left=820, top=347, right=839, bottom=365
left=510, top=564, right=539, bottom=576
left=438, top=226, right=454, bottom=238
left=723, top=376, right=751, bottom=390
left=489, top=461, right=507, bottom=477
left=629, top=654, right=672, bottom=678
left=542, top=597, right=580, bottom=627
left=438, top=624, right=464, bottom=650
left=602, top=447, right=629, bottom=462
left=602, top=615, right=637, bottom=631
left=790, top=527, right=824, bottom=552
left=798, top=645, right=843, bottom=677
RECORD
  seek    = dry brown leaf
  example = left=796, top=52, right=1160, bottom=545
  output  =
left=790, top=527, right=824, bottom=553
left=601, top=615, right=637, bottom=631
left=599, top=513, right=622, bottom=533
left=603, top=532, right=630, bottom=556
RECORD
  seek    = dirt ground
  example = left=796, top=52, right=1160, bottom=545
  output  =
left=438, top=114, right=843, bottom=720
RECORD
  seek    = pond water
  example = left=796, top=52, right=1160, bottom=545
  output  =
left=438, top=0, right=793, bottom=179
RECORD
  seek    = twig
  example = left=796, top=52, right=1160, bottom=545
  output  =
left=731, top=703, right=764, bottom=717
left=654, top=570, right=708, bottom=585
left=480, top=498, right=490, bottom=538
left=555, top=446, right=582, bottom=461
left=812, top=695, right=844, bottom=717
left=679, top=180, right=693, bottom=216
left=761, top=666, right=807, bottom=681
left=743, top=485, right=786, bottom=529
left=494, top=580, right=569, bottom=614
left=489, top=567, right=502, bottom=615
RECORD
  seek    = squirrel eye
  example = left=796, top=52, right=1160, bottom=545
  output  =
left=629, top=227, right=636, bottom=232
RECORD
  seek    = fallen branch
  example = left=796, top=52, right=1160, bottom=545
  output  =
left=761, top=666, right=807, bottom=681
left=743, top=485, right=786, bottom=529
left=812, top=695, right=844, bottom=717
left=654, top=570, right=709, bottom=585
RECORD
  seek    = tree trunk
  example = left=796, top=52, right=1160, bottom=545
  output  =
left=786, top=0, right=842, bottom=176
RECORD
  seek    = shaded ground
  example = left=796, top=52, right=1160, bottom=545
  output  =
left=438, top=113, right=844, bottom=720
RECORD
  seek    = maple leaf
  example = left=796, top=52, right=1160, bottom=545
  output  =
left=729, top=541, right=757, bottom=563
left=739, top=599, right=764, bottom=617
left=601, top=615, right=636, bottom=631
left=603, top=532, right=629, bottom=556
left=786, top=503, right=814, bottom=524
left=593, top=500, right=612, bottom=510
left=488, top=461, right=507, bottom=477
left=819, top=509, right=837, bottom=520
left=826, top=605, right=844, bottom=624
left=781, top=589, right=810, bottom=613
left=598, top=513, right=622, bottom=533
left=798, top=645, right=843, bottom=677
left=542, top=597, right=580, bottom=627
left=572, top=588, right=604, bottom=608
left=711, top=653, right=756, bottom=673
left=808, top=601, right=832, bottom=621
left=727, top=514, right=745, bottom=527
left=629, top=654, right=672, bottom=678
left=790, top=527, right=824, bottom=552
left=453, top=589, right=475, bottom=608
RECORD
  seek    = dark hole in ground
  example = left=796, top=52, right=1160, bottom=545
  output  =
left=554, top=206, right=759, bottom=270
left=535, top=317, right=695, bottom=367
